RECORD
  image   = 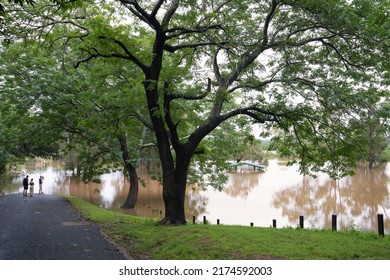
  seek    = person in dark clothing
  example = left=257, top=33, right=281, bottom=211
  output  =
left=39, top=175, right=44, bottom=194
left=22, top=175, right=29, bottom=196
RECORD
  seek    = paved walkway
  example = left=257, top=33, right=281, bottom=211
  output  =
left=0, top=194, right=127, bottom=260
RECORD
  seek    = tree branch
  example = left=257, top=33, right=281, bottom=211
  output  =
left=165, top=24, right=223, bottom=39
left=319, top=39, right=362, bottom=69
left=167, top=78, right=211, bottom=101
left=93, top=36, right=148, bottom=72
left=119, top=0, right=159, bottom=30
left=162, top=0, right=179, bottom=28
left=151, top=0, right=165, bottom=18
left=164, top=41, right=226, bottom=53
left=189, top=104, right=287, bottom=148
left=163, top=82, right=180, bottom=149
left=73, top=52, right=99, bottom=68
left=221, top=0, right=279, bottom=87
left=262, top=0, right=278, bottom=46
left=129, top=112, right=153, bottom=131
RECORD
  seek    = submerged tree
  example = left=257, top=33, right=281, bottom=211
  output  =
left=349, top=89, right=389, bottom=169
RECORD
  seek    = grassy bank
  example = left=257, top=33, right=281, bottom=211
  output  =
left=64, top=196, right=390, bottom=260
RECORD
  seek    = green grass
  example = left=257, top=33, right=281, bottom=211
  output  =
left=64, top=195, right=390, bottom=260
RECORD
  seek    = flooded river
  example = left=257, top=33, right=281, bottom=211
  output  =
left=1, top=159, right=389, bottom=233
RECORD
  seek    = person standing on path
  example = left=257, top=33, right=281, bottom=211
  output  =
left=22, top=175, right=29, bottom=196
left=29, top=178, right=35, bottom=197
left=38, top=176, right=44, bottom=194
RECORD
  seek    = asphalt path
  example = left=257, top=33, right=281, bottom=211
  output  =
left=0, top=193, right=127, bottom=260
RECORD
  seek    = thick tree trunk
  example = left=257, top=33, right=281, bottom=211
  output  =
left=161, top=182, right=187, bottom=225
left=143, top=66, right=188, bottom=224
left=159, top=152, right=191, bottom=225
left=143, top=32, right=201, bottom=225
left=121, top=164, right=139, bottom=209
left=119, top=136, right=139, bottom=209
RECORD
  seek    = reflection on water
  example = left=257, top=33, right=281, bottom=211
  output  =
left=272, top=166, right=390, bottom=232
left=1, top=159, right=389, bottom=233
left=0, top=159, right=69, bottom=196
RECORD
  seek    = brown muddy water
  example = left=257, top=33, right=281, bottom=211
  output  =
left=1, top=159, right=389, bottom=233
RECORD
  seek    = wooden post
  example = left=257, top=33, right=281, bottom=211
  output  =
left=217, top=219, right=220, bottom=225
left=332, top=215, right=337, bottom=231
left=203, top=216, right=207, bottom=224
left=272, top=219, right=277, bottom=228
left=192, top=216, right=195, bottom=224
left=299, top=216, right=304, bottom=228
left=378, top=214, right=384, bottom=237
